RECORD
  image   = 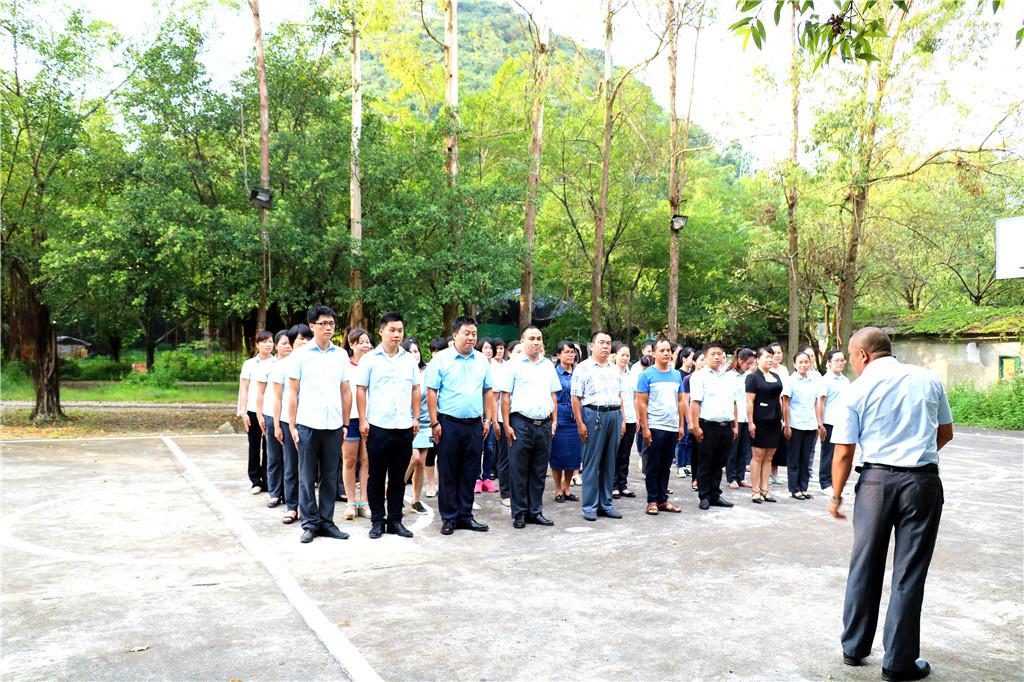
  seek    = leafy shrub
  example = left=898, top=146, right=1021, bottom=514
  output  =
left=157, top=348, right=238, bottom=382
left=948, top=377, right=1024, bottom=431
left=123, top=367, right=179, bottom=389
left=1, top=360, right=32, bottom=391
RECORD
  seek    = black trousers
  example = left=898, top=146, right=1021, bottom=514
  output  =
left=726, top=427, right=752, bottom=483
left=842, top=467, right=943, bottom=671
left=297, top=424, right=343, bottom=532
left=436, top=415, right=483, bottom=522
left=280, top=421, right=299, bottom=511
left=246, top=410, right=268, bottom=489
left=365, top=424, right=414, bottom=524
left=644, top=428, right=676, bottom=504
left=697, top=420, right=733, bottom=501
left=494, top=422, right=511, bottom=498
left=614, top=422, right=637, bottom=492
left=508, top=415, right=552, bottom=518
left=819, top=424, right=836, bottom=490
left=788, top=428, right=817, bottom=493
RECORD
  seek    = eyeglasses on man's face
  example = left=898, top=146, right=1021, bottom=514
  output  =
left=312, top=320, right=336, bottom=328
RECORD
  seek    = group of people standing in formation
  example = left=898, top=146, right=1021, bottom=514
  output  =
left=237, top=308, right=953, bottom=682
left=236, top=308, right=855, bottom=536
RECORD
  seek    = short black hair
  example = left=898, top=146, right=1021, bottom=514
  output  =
left=826, top=348, right=844, bottom=362
left=256, top=330, right=273, bottom=343
left=452, top=316, right=477, bottom=335
left=379, top=311, right=403, bottom=328
left=306, top=305, right=336, bottom=326
left=756, top=346, right=774, bottom=360
left=793, top=349, right=812, bottom=363
left=770, top=342, right=783, bottom=352
left=702, top=341, right=724, bottom=354
left=429, top=337, right=449, bottom=354
left=654, top=338, right=672, bottom=350
left=640, top=354, right=655, bottom=368
left=506, top=340, right=521, bottom=355
left=611, top=341, right=626, bottom=354
left=520, top=325, right=541, bottom=339
left=590, top=330, right=612, bottom=343
left=640, top=341, right=654, bottom=352
left=274, top=329, right=290, bottom=346
left=288, top=324, right=312, bottom=345
left=402, top=337, right=425, bottom=369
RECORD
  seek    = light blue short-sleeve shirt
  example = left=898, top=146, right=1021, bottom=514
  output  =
left=287, top=343, right=350, bottom=430
left=689, top=366, right=736, bottom=422
left=619, top=370, right=638, bottom=424
left=506, top=356, right=562, bottom=420
left=240, top=356, right=273, bottom=414
left=356, top=344, right=420, bottom=430
left=831, top=356, right=952, bottom=467
left=269, top=355, right=296, bottom=422
left=425, top=347, right=493, bottom=419
left=637, top=367, right=684, bottom=430
left=821, top=371, right=851, bottom=426
left=787, top=372, right=824, bottom=431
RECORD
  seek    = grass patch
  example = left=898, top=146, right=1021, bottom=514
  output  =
left=947, top=377, right=1024, bottom=430
left=1, top=381, right=236, bottom=404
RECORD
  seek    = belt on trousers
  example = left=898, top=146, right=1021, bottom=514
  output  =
left=699, top=418, right=732, bottom=427
left=857, top=462, right=939, bottom=474
left=439, top=413, right=482, bottom=425
left=511, top=412, right=552, bottom=426
left=583, top=405, right=620, bottom=412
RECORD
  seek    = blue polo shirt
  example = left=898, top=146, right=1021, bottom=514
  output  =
left=821, top=371, right=851, bottom=426
left=786, top=372, right=824, bottom=431
left=504, top=355, right=562, bottom=420
left=287, top=342, right=350, bottom=430
left=637, top=366, right=684, bottom=431
left=356, top=344, right=420, bottom=430
left=831, top=356, right=952, bottom=467
left=425, top=347, right=493, bottom=419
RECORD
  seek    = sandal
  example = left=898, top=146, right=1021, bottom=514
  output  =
left=282, top=510, right=298, bottom=524
left=565, top=493, right=579, bottom=502
left=358, top=502, right=372, bottom=519
left=691, top=481, right=698, bottom=491
left=620, top=490, right=636, bottom=498
left=761, top=491, right=777, bottom=503
left=267, top=497, right=282, bottom=508
left=751, top=488, right=763, bottom=504
left=555, top=494, right=566, bottom=503
left=343, top=503, right=357, bottom=520
left=792, top=492, right=807, bottom=500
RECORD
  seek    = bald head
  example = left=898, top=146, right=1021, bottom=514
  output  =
left=847, top=327, right=891, bottom=376
left=850, top=327, right=892, bottom=357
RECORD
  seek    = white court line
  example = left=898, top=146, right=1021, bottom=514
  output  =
left=161, top=436, right=383, bottom=682
left=948, top=499, right=1024, bottom=511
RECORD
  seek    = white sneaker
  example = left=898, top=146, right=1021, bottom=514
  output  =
left=472, top=501, right=481, bottom=510
left=675, top=467, right=685, bottom=478
left=683, top=466, right=691, bottom=477
left=822, top=486, right=834, bottom=498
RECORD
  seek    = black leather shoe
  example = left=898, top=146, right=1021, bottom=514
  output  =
left=843, top=654, right=864, bottom=667
left=368, top=522, right=385, bottom=539
left=882, top=660, right=930, bottom=681
left=619, top=490, right=636, bottom=498
left=267, top=497, right=282, bottom=508
left=527, top=514, right=554, bottom=526
left=300, top=528, right=316, bottom=543
left=386, top=522, right=413, bottom=538
left=709, top=497, right=734, bottom=508
left=699, top=498, right=710, bottom=510
left=455, top=517, right=489, bottom=532
left=440, top=519, right=456, bottom=535
left=513, top=512, right=526, bottom=529
left=318, top=524, right=350, bottom=540
left=582, top=511, right=597, bottom=521
left=597, top=508, right=622, bottom=519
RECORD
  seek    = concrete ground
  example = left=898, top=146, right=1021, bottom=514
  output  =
left=1, top=427, right=1021, bottom=681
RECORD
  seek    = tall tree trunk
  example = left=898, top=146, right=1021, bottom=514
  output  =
left=591, top=0, right=614, bottom=334
left=106, top=331, right=123, bottom=363
left=144, top=313, right=157, bottom=371
left=442, top=0, right=460, bottom=325
left=442, top=301, right=459, bottom=337
left=28, top=290, right=64, bottom=422
left=249, top=0, right=271, bottom=332
left=666, top=0, right=680, bottom=342
left=349, top=8, right=364, bottom=330
left=786, top=1, right=800, bottom=356
left=520, top=8, right=549, bottom=332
